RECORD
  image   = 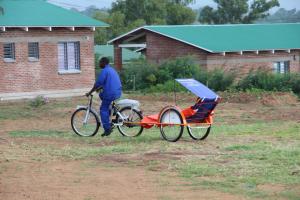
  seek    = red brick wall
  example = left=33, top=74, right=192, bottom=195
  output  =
left=0, top=28, right=95, bottom=93
left=143, top=31, right=300, bottom=75
left=146, top=31, right=207, bottom=65
left=206, top=51, right=300, bottom=76
left=113, top=42, right=122, bottom=71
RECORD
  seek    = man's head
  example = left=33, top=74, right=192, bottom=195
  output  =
left=99, top=57, right=109, bottom=69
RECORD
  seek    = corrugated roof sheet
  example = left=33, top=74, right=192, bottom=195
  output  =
left=110, top=23, right=300, bottom=52
left=94, top=45, right=141, bottom=61
left=0, top=0, right=108, bottom=27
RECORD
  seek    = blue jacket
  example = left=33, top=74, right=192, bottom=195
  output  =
left=94, top=64, right=122, bottom=100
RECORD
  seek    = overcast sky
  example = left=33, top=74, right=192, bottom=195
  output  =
left=47, top=0, right=300, bottom=12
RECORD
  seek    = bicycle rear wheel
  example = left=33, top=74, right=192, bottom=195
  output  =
left=159, top=108, right=183, bottom=142
left=71, top=108, right=100, bottom=137
left=116, top=106, right=144, bottom=137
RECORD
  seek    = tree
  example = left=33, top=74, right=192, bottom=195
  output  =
left=92, top=11, right=109, bottom=44
left=257, top=8, right=300, bottom=23
left=169, top=0, right=195, bottom=6
left=87, top=0, right=197, bottom=43
left=111, top=0, right=196, bottom=26
left=111, top=0, right=167, bottom=25
left=166, top=3, right=196, bottom=25
left=198, top=0, right=280, bottom=24
left=106, top=11, right=128, bottom=38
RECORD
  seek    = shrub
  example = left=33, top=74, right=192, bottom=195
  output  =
left=120, top=57, right=237, bottom=92
left=207, top=69, right=236, bottom=91
left=120, top=56, right=201, bottom=91
left=156, top=56, right=200, bottom=82
left=145, top=80, right=186, bottom=93
left=120, top=57, right=298, bottom=95
left=289, top=73, right=300, bottom=95
left=29, top=96, right=49, bottom=108
left=236, top=69, right=299, bottom=93
left=120, top=58, right=158, bottom=90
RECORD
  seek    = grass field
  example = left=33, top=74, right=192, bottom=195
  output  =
left=0, top=93, right=299, bottom=200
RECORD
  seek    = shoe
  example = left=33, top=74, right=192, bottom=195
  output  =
left=101, top=129, right=112, bottom=137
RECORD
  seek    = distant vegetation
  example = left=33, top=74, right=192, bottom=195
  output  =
left=72, top=0, right=196, bottom=44
left=198, top=0, right=280, bottom=24
left=256, top=8, right=300, bottom=23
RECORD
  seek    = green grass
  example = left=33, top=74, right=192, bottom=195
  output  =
left=9, top=130, right=72, bottom=138
left=0, top=105, right=37, bottom=120
left=176, top=137, right=300, bottom=199
left=0, top=98, right=83, bottom=120
left=212, top=121, right=300, bottom=138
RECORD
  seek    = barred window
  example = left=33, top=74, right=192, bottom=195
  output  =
left=28, top=42, right=39, bottom=60
left=273, top=61, right=290, bottom=74
left=58, top=42, right=80, bottom=72
left=3, top=43, right=15, bottom=61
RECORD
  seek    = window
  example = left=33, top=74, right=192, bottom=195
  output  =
left=273, top=61, right=290, bottom=74
left=28, top=42, right=39, bottom=61
left=58, top=42, right=80, bottom=73
left=3, top=43, right=15, bottom=62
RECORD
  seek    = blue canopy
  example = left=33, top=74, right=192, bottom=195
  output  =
left=176, top=79, right=218, bottom=100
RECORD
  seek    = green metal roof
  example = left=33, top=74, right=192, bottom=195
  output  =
left=0, top=0, right=108, bottom=27
left=110, top=23, right=300, bottom=53
left=94, top=45, right=141, bottom=62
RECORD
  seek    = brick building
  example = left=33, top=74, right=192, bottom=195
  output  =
left=109, top=24, right=300, bottom=75
left=0, top=0, right=107, bottom=100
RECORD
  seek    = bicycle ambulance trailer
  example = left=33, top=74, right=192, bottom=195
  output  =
left=71, top=78, right=220, bottom=142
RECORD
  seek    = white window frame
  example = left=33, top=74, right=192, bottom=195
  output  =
left=3, top=43, right=16, bottom=62
left=273, top=61, right=290, bottom=74
left=28, top=42, right=39, bottom=62
left=57, top=41, right=81, bottom=74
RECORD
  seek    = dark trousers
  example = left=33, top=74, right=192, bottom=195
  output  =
left=100, top=98, right=113, bottom=132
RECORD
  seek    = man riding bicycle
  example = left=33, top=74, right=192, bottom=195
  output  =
left=86, top=57, right=122, bottom=137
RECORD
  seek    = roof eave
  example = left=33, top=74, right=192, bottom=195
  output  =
left=0, top=25, right=109, bottom=32
left=0, top=25, right=109, bottom=27
left=108, top=26, right=214, bottom=53
left=108, top=26, right=145, bottom=44
left=215, top=48, right=300, bottom=54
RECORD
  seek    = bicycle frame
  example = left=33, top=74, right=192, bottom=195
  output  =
left=77, top=95, right=134, bottom=128
left=76, top=95, right=100, bottom=124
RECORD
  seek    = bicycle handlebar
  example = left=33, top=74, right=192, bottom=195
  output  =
left=85, top=86, right=103, bottom=97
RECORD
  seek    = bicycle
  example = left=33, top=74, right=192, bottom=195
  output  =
left=71, top=93, right=143, bottom=137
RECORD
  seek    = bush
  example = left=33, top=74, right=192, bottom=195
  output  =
left=156, top=56, right=200, bottom=82
left=207, top=69, right=236, bottom=91
left=29, top=96, right=49, bottom=108
left=120, top=56, right=201, bottom=91
left=290, top=73, right=300, bottom=95
left=120, top=58, right=157, bottom=90
left=236, top=69, right=300, bottom=95
left=119, top=57, right=299, bottom=95
left=120, top=57, right=237, bottom=92
left=145, top=80, right=186, bottom=93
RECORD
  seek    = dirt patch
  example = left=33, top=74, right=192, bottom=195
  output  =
left=258, top=184, right=286, bottom=193
left=220, top=92, right=299, bottom=105
left=0, top=158, right=245, bottom=200
left=0, top=160, right=158, bottom=200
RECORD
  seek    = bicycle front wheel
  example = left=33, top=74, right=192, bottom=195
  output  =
left=159, top=108, right=183, bottom=142
left=116, top=107, right=143, bottom=137
left=71, top=108, right=100, bottom=137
